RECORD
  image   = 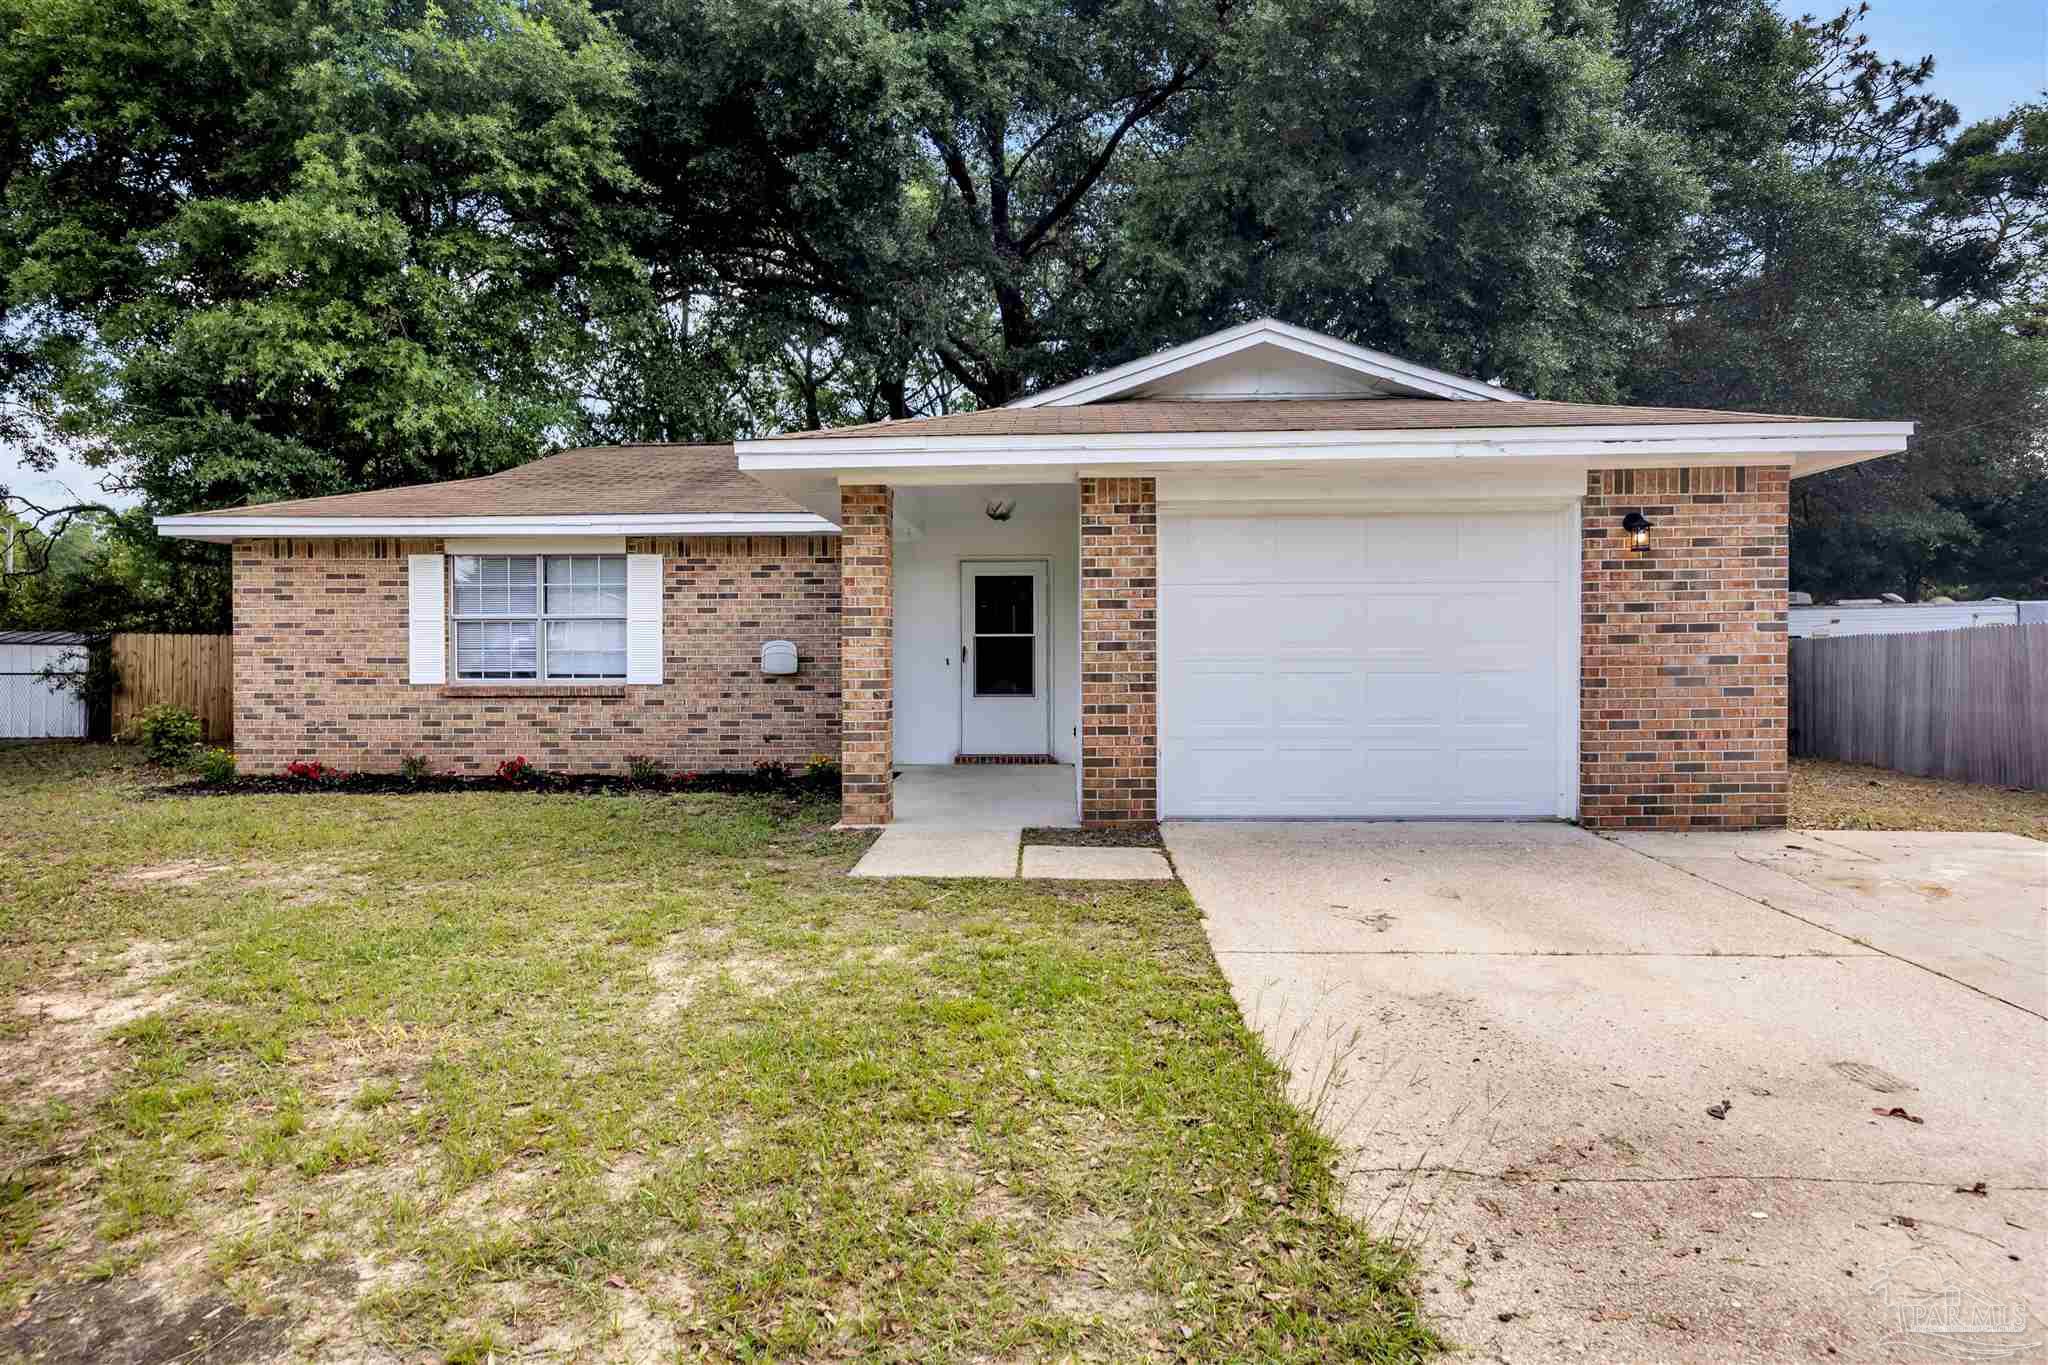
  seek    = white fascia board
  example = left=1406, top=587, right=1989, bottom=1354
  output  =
left=153, top=512, right=841, bottom=544
left=1009, top=318, right=1522, bottom=408
left=737, top=421, right=1914, bottom=473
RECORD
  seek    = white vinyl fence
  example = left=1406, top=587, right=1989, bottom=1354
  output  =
left=0, top=633, right=88, bottom=739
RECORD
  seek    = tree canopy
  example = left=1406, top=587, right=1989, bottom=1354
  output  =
left=2, top=0, right=2042, bottom=627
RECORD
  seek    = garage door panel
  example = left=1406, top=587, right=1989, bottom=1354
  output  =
left=1442, top=589, right=1555, bottom=645
left=1361, top=672, right=1448, bottom=728
left=1271, top=667, right=1366, bottom=733
left=1271, top=519, right=1368, bottom=579
left=1455, top=513, right=1558, bottom=579
left=1354, top=748, right=1441, bottom=808
left=1173, top=587, right=1273, bottom=652
left=1360, top=517, right=1445, bottom=579
left=1455, top=670, right=1556, bottom=729
left=1360, top=594, right=1441, bottom=657
left=1270, top=591, right=1368, bottom=647
left=1162, top=518, right=1275, bottom=583
left=1162, top=742, right=1276, bottom=814
left=1174, top=665, right=1270, bottom=734
left=1268, top=745, right=1368, bottom=808
left=1446, top=747, right=1556, bottom=813
left=1161, top=507, right=1571, bottom=819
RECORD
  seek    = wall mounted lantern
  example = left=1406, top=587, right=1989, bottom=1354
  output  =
left=1621, top=510, right=1654, bottom=553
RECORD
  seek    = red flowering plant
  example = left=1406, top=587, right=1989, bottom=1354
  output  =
left=283, top=759, right=345, bottom=784
left=495, top=755, right=536, bottom=784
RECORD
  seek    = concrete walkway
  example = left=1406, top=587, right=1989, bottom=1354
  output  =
left=1168, top=820, right=2047, bottom=1363
left=848, top=764, right=1173, bottom=879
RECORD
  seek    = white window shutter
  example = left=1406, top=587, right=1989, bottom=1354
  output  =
left=407, top=554, right=446, bottom=685
left=626, top=553, right=664, bottom=684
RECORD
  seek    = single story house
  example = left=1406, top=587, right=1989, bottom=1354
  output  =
left=157, top=319, right=1912, bottom=830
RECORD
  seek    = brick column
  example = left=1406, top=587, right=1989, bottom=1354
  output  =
left=1079, top=477, right=1158, bottom=826
left=839, top=485, right=894, bottom=825
left=1581, top=466, right=1789, bottom=830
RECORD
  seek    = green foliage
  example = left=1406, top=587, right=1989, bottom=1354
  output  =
left=195, top=747, right=238, bottom=784
left=0, top=0, right=2041, bottom=608
left=398, top=754, right=433, bottom=785
left=0, top=0, right=642, bottom=622
left=624, top=753, right=665, bottom=786
left=136, top=705, right=202, bottom=767
left=1612, top=0, right=2048, bottom=597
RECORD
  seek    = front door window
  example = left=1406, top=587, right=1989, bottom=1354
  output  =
left=972, top=573, right=1036, bottom=697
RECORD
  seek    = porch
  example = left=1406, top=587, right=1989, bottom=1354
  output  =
left=837, top=479, right=1157, bottom=829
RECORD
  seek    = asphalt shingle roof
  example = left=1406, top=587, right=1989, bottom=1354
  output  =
left=208, top=444, right=810, bottom=519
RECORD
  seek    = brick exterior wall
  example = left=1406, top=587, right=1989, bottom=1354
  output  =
left=838, top=486, right=894, bottom=825
left=231, top=535, right=840, bottom=774
left=1078, top=477, right=1159, bottom=827
left=1581, top=466, right=1790, bottom=830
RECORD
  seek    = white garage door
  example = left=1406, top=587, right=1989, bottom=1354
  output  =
left=1160, top=506, right=1575, bottom=818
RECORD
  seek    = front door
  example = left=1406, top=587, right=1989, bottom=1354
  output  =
left=959, top=560, right=1051, bottom=756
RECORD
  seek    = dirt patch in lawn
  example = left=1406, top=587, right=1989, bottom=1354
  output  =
left=645, top=943, right=815, bottom=1021
left=5, top=940, right=183, bottom=1104
left=1791, top=757, right=2048, bottom=840
left=117, top=860, right=372, bottom=904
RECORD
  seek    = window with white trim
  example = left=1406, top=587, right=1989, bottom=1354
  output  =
left=450, top=554, right=627, bottom=681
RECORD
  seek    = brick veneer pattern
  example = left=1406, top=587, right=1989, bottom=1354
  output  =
left=231, top=535, right=840, bottom=774
left=1581, top=466, right=1790, bottom=830
left=838, top=485, right=894, bottom=825
left=1079, top=477, right=1159, bottom=826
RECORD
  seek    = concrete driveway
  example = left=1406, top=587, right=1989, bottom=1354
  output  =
left=1166, top=821, right=2047, bottom=1363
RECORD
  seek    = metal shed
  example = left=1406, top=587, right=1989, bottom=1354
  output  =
left=1788, top=601, right=2023, bottom=639
left=0, top=631, right=90, bottom=738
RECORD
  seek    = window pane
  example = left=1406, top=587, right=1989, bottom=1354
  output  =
left=454, top=556, right=536, bottom=617
left=455, top=620, right=537, bottom=679
left=544, top=619, right=627, bottom=679
left=544, top=555, right=626, bottom=617
left=974, top=574, right=1034, bottom=635
left=974, top=636, right=1033, bottom=697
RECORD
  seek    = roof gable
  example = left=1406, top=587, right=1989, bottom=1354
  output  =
left=1010, top=318, right=1522, bottom=408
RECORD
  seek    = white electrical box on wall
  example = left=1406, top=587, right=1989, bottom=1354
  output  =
left=760, top=640, right=799, bottom=675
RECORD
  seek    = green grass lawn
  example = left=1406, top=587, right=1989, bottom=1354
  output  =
left=0, top=744, right=1434, bottom=1363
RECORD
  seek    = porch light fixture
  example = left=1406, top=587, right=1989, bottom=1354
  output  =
left=1621, top=510, right=1654, bottom=552
left=985, top=499, right=1015, bottom=522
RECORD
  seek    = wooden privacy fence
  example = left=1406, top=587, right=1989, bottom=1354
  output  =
left=111, top=633, right=234, bottom=743
left=1789, top=623, right=2047, bottom=790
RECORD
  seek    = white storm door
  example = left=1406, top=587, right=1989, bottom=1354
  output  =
left=959, top=560, right=1051, bottom=755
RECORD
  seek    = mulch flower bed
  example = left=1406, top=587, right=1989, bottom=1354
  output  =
left=147, top=765, right=840, bottom=800
left=1021, top=824, right=1164, bottom=848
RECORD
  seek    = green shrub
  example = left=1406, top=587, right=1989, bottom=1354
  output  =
left=398, top=753, right=432, bottom=784
left=804, top=753, right=840, bottom=781
left=625, top=753, right=664, bottom=785
left=195, top=747, right=237, bottom=784
left=137, top=705, right=202, bottom=766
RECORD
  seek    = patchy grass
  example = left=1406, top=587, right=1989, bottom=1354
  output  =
left=0, top=743, right=1436, bottom=1363
left=1792, top=757, right=2048, bottom=841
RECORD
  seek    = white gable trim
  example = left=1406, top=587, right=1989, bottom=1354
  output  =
left=737, top=419, right=1915, bottom=479
left=1009, top=318, right=1523, bottom=407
